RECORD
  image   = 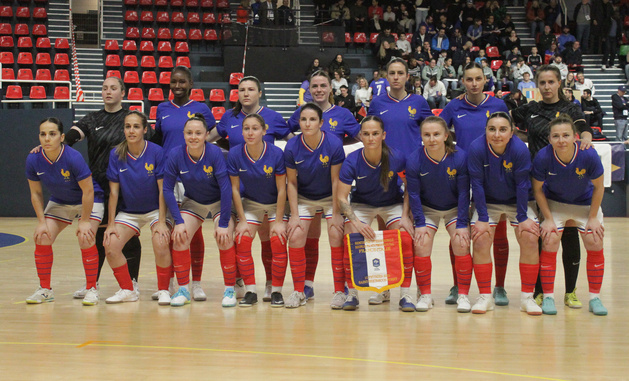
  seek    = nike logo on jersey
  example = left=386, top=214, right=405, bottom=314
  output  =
left=231, top=125, right=239, bottom=129
left=457, top=114, right=466, bottom=118
left=357, top=175, right=367, bottom=179
left=180, top=170, right=189, bottom=174
left=95, top=126, right=104, bottom=131
left=420, top=172, right=429, bottom=176
left=119, top=168, right=128, bottom=172
left=37, top=171, right=45, bottom=175
left=531, top=115, right=539, bottom=118
left=162, top=115, right=171, bottom=120
left=239, top=168, right=247, bottom=172
left=548, top=172, right=557, bottom=176
left=380, top=110, right=389, bottom=115
left=295, top=160, right=305, bottom=164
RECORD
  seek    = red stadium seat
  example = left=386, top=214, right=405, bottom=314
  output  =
left=16, top=7, right=30, bottom=19
left=189, top=29, right=202, bottom=41
left=36, top=69, right=51, bottom=81
left=209, top=88, right=225, bottom=102
left=171, top=0, right=184, bottom=6
left=187, top=12, right=201, bottom=24
left=30, top=86, right=47, bottom=99
left=229, top=72, right=244, bottom=85
left=140, top=0, right=154, bottom=6
left=140, top=11, right=154, bottom=23
left=36, top=37, right=51, bottom=49
left=148, top=87, right=164, bottom=101
left=140, top=55, right=156, bottom=68
left=190, top=88, right=205, bottom=101
left=171, top=12, right=185, bottom=23
left=106, top=70, right=121, bottom=79
left=53, top=86, right=70, bottom=100
left=55, top=38, right=70, bottom=50
left=220, top=13, right=231, bottom=24
left=0, top=35, right=13, bottom=48
left=204, top=29, right=218, bottom=41
left=106, top=54, right=121, bottom=67
left=203, top=12, right=216, bottom=24
left=212, top=106, right=226, bottom=119
left=123, top=55, right=139, bottom=67
left=0, top=6, right=12, bottom=18
left=0, top=51, right=13, bottom=64
left=17, top=68, right=33, bottom=80
left=54, top=53, right=70, bottom=66
left=369, top=33, right=379, bottom=44
left=156, top=12, right=170, bottom=23
left=122, top=39, right=137, bottom=51
left=126, top=27, right=140, bottom=39
left=187, top=0, right=200, bottom=6
left=486, top=46, right=500, bottom=58
left=5, top=85, right=23, bottom=99
left=217, top=0, right=229, bottom=8
left=124, top=71, right=140, bottom=84
left=157, top=28, right=172, bottom=40
left=0, top=23, right=11, bottom=35
left=158, top=71, right=171, bottom=84
left=483, top=91, right=495, bottom=96
left=1, top=68, right=15, bottom=80
left=157, top=41, right=172, bottom=53
left=14, top=24, right=29, bottom=36
left=158, top=55, right=173, bottom=68
left=17, top=36, right=33, bottom=49
left=470, top=46, right=480, bottom=52
left=129, top=105, right=143, bottom=112
left=32, top=24, right=47, bottom=36
left=175, top=56, right=191, bottom=67
left=18, top=52, right=34, bottom=65
left=173, top=28, right=187, bottom=40
left=168, top=89, right=174, bottom=100
left=345, top=32, right=352, bottom=44
left=431, top=108, right=443, bottom=116
left=201, top=0, right=214, bottom=8
left=490, top=60, right=503, bottom=71
left=175, top=41, right=189, bottom=53
left=140, top=40, right=155, bottom=52
left=33, top=7, right=47, bottom=19
left=142, top=71, right=158, bottom=84
left=141, top=27, right=156, bottom=39
left=149, top=105, right=158, bottom=119
left=229, top=88, right=238, bottom=102
left=155, top=0, right=168, bottom=6
left=127, top=87, right=144, bottom=100
left=124, top=0, right=139, bottom=4
left=105, top=39, right=120, bottom=51
left=125, top=10, right=139, bottom=22
left=54, top=69, right=70, bottom=81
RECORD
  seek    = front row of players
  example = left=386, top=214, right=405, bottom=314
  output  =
left=25, top=106, right=608, bottom=316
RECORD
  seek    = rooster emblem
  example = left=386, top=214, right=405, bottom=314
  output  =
left=319, top=154, right=329, bottom=167
left=145, top=162, right=154, bottom=175
left=60, top=168, right=70, bottom=181
left=263, top=165, right=273, bottom=177
left=203, top=165, right=213, bottom=176
left=329, top=119, right=338, bottom=130
left=447, top=167, right=457, bottom=179
left=187, top=111, right=194, bottom=118
left=408, top=106, right=416, bottom=116
left=503, top=160, right=513, bottom=172
left=486, top=110, right=490, bottom=118
left=576, top=167, right=586, bottom=179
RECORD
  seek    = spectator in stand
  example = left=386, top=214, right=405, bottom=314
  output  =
left=450, top=28, right=468, bottom=49
left=491, top=0, right=507, bottom=23
left=528, top=46, right=543, bottom=73
left=497, top=59, right=515, bottom=92
left=499, top=14, right=515, bottom=33
left=422, top=41, right=435, bottom=62
left=612, top=85, right=629, bottom=142
left=237, top=0, right=251, bottom=24
left=442, top=58, right=458, bottom=92
left=495, top=89, right=504, bottom=99
left=423, top=76, right=447, bottom=109
left=458, top=56, right=472, bottom=85
left=368, top=0, right=384, bottom=32
left=349, top=0, right=368, bottom=34
left=278, top=0, right=295, bottom=25
left=545, top=42, right=560, bottom=65
left=527, top=0, right=545, bottom=38
left=422, top=58, right=442, bottom=85
left=397, top=33, right=413, bottom=59
left=331, top=70, right=348, bottom=96
left=415, top=0, right=429, bottom=28
left=504, top=89, right=527, bottom=109
left=538, top=25, right=557, bottom=55
left=475, top=49, right=487, bottom=65
left=411, top=76, right=423, bottom=95
left=557, top=25, right=576, bottom=52
left=562, top=71, right=576, bottom=89
left=398, top=4, right=415, bottom=34
left=581, top=88, right=604, bottom=128
left=305, top=58, right=322, bottom=78
left=591, top=0, right=613, bottom=55
left=432, top=28, right=450, bottom=53
left=544, top=0, right=562, bottom=33
left=564, top=88, right=580, bottom=106
left=517, top=72, right=536, bottom=92
left=414, top=45, right=428, bottom=62
left=251, top=0, right=261, bottom=24
left=513, top=58, right=533, bottom=88
left=461, top=1, right=478, bottom=32
left=501, top=30, right=521, bottom=58
left=601, top=11, right=622, bottom=70
left=420, top=15, right=437, bottom=39
left=382, top=5, right=396, bottom=32
left=431, top=0, right=448, bottom=20
left=436, top=50, right=448, bottom=68
left=435, top=14, right=454, bottom=37
left=481, top=59, right=496, bottom=85
left=625, top=51, right=629, bottom=85
left=408, top=57, right=422, bottom=76
left=505, top=46, right=523, bottom=66
left=562, top=40, right=583, bottom=67
left=551, top=55, right=568, bottom=79
left=575, top=72, right=595, bottom=95
left=467, top=18, right=483, bottom=45
left=259, top=0, right=278, bottom=26
left=412, top=25, right=429, bottom=51
left=573, top=0, right=592, bottom=53
left=328, top=54, right=351, bottom=78
left=479, top=1, right=493, bottom=21
left=453, top=41, right=472, bottom=71
left=330, top=0, right=351, bottom=28
left=375, top=28, right=400, bottom=65
left=335, top=85, right=356, bottom=114
left=355, top=76, right=371, bottom=109
left=481, top=15, right=501, bottom=47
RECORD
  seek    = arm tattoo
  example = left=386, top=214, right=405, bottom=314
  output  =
left=339, top=199, right=357, bottom=222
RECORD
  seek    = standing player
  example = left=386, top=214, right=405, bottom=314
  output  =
left=511, top=65, right=593, bottom=308
left=25, top=118, right=103, bottom=305
left=369, top=69, right=390, bottom=99
left=213, top=76, right=290, bottom=301
left=163, top=115, right=235, bottom=307
left=284, top=103, right=345, bottom=308
left=532, top=115, right=607, bottom=316
left=103, top=112, right=172, bottom=304
left=337, top=116, right=416, bottom=311
left=228, top=114, right=288, bottom=307
left=467, top=112, right=542, bottom=315
left=440, top=62, right=511, bottom=306
left=152, top=66, right=216, bottom=302
left=406, top=116, right=471, bottom=313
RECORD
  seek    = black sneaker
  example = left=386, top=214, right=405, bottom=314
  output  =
left=270, top=292, right=284, bottom=307
left=239, top=291, right=258, bottom=307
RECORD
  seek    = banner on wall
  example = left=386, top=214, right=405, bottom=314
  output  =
left=347, top=230, right=404, bottom=292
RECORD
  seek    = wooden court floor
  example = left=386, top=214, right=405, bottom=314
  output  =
left=0, top=217, right=627, bottom=381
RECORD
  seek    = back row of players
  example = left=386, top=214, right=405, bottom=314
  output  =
left=24, top=60, right=607, bottom=316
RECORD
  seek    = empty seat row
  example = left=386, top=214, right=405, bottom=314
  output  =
left=0, top=23, right=46, bottom=36
left=105, top=54, right=190, bottom=68
left=4, top=85, right=69, bottom=100
left=124, top=0, right=230, bottom=9
left=0, top=51, right=69, bottom=65
left=0, top=36, right=68, bottom=49
left=124, top=28, right=220, bottom=41
left=0, top=6, right=47, bottom=19
left=105, top=40, right=190, bottom=53
left=1, top=68, right=69, bottom=81
left=124, top=10, right=230, bottom=24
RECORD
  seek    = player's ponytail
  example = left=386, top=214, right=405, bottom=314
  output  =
left=116, top=111, right=148, bottom=162
left=361, top=116, right=391, bottom=192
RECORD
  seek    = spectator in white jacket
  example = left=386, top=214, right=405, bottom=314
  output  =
left=423, top=76, right=447, bottom=109
left=575, top=72, right=595, bottom=95
left=551, top=55, right=569, bottom=79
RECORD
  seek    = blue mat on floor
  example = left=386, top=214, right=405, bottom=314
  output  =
left=0, top=233, right=26, bottom=248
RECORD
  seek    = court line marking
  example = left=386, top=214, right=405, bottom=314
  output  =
left=0, top=233, right=28, bottom=250
left=0, top=341, right=567, bottom=380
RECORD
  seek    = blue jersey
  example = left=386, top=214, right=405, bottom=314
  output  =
left=284, top=132, right=345, bottom=200
left=26, top=145, right=102, bottom=205
left=163, top=143, right=232, bottom=227
left=216, top=106, right=290, bottom=148
left=406, top=147, right=470, bottom=228
left=106, top=141, right=164, bottom=214
left=339, top=148, right=405, bottom=207
left=468, top=134, right=533, bottom=223
left=367, top=92, right=433, bottom=155
left=227, top=142, right=286, bottom=205
left=440, top=94, right=509, bottom=151
left=288, top=104, right=360, bottom=141
left=532, top=142, right=604, bottom=206
left=370, top=78, right=389, bottom=98
left=155, top=100, right=216, bottom=155
left=300, top=80, right=313, bottom=103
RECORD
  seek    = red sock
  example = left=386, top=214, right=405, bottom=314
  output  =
left=343, top=239, right=353, bottom=289
left=474, top=262, right=493, bottom=294
left=493, top=220, right=509, bottom=287
left=519, top=263, right=539, bottom=293
left=455, top=254, right=472, bottom=295
left=112, top=262, right=133, bottom=290
left=289, top=246, right=306, bottom=292
left=34, top=244, right=53, bottom=289
left=449, top=242, right=457, bottom=286
left=172, top=248, right=191, bottom=286
left=414, top=256, right=432, bottom=295
left=305, top=238, right=319, bottom=283
left=261, top=240, right=272, bottom=282
left=190, top=227, right=204, bottom=282
left=270, top=236, right=288, bottom=287
left=539, top=250, right=557, bottom=294
left=156, top=265, right=171, bottom=291
left=236, top=235, right=256, bottom=286
left=586, top=249, right=604, bottom=293
left=219, top=245, right=237, bottom=286
left=400, top=231, right=414, bottom=288
left=80, top=245, right=98, bottom=289
left=331, top=246, right=345, bottom=292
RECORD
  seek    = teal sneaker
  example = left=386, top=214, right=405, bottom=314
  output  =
left=542, top=297, right=557, bottom=315
left=588, top=297, right=608, bottom=316
left=222, top=288, right=237, bottom=307
left=493, top=286, right=509, bottom=306
left=170, top=287, right=191, bottom=307
left=445, top=285, right=458, bottom=305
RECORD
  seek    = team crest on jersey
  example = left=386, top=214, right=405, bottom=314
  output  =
left=187, top=111, right=195, bottom=119
left=319, top=154, right=330, bottom=167
left=576, top=167, right=586, bottom=179
left=503, top=160, right=513, bottom=172
left=388, top=171, right=394, bottom=179
left=556, top=111, right=560, bottom=118
left=447, top=167, right=457, bottom=180
left=145, top=162, right=154, bottom=176
left=486, top=110, right=490, bottom=118
left=203, top=165, right=214, bottom=177
left=328, top=118, right=338, bottom=130
left=60, top=168, right=70, bottom=182
left=263, top=165, right=274, bottom=178
left=408, top=106, right=416, bottom=118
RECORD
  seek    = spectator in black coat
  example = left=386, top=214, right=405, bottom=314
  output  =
left=581, top=88, right=604, bottom=128
left=335, top=85, right=356, bottom=114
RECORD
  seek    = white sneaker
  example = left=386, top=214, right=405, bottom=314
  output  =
left=82, top=287, right=99, bottom=306
left=191, top=281, right=207, bottom=301
left=285, top=291, right=307, bottom=308
left=132, top=279, right=140, bottom=298
left=520, top=295, right=543, bottom=316
left=157, top=290, right=171, bottom=306
left=235, top=278, right=246, bottom=299
left=602, top=65, right=607, bottom=70
left=73, top=285, right=87, bottom=299
left=471, top=294, right=495, bottom=314
left=106, top=289, right=139, bottom=304
left=457, top=294, right=471, bottom=313
left=368, top=289, right=390, bottom=305
left=415, top=294, right=434, bottom=312
left=222, top=289, right=237, bottom=307
left=330, top=291, right=346, bottom=310
left=26, top=287, right=54, bottom=304
left=263, top=281, right=272, bottom=302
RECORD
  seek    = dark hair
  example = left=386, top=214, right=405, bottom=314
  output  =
left=184, top=112, right=210, bottom=131
left=309, top=70, right=335, bottom=104
left=462, top=62, right=484, bottom=77
left=232, top=76, right=262, bottom=116
left=429, top=75, right=437, bottom=82
left=386, top=57, right=409, bottom=74
left=103, top=76, right=125, bottom=93
left=486, top=111, right=514, bottom=131
left=360, top=116, right=393, bottom=192
left=171, top=65, right=193, bottom=97
left=116, top=111, right=148, bottom=161
left=583, top=88, right=592, bottom=95
left=549, top=113, right=577, bottom=134
left=420, top=116, right=456, bottom=155
left=535, top=65, right=567, bottom=101
left=299, top=102, right=323, bottom=121
left=40, top=117, right=64, bottom=133
left=242, top=113, right=267, bottom=130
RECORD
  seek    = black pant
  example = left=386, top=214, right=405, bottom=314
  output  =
left=95, top=227, right=142, bottom=282
left=602, top=36, right=618, bottom=66
left=535, top=226, right=581, bottom=296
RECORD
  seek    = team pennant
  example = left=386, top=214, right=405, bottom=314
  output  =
left=347, top=230, right=404, bottom=292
